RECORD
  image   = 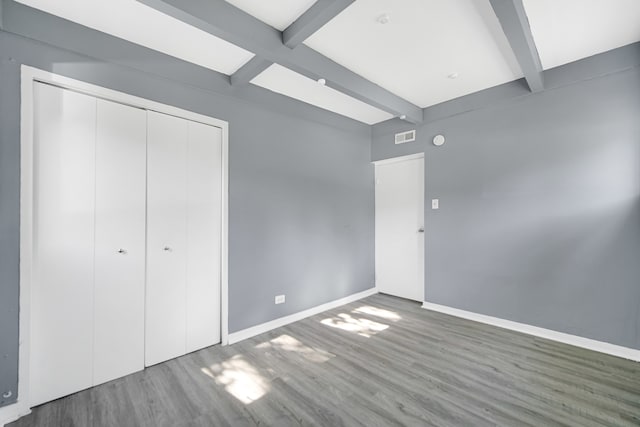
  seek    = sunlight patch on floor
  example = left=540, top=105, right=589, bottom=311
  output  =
left=255, top=334, right=334, bottom=363
left=352, top=305, right=402, bottom=321
left=320, top=313, right=389, bottom=337
left=201, top=355, right=269, bottom=404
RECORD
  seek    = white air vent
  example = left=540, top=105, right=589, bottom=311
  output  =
left=395, top=130, right=416, bottom=144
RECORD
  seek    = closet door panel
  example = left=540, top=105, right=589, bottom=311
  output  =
left=146, top=111, right=188, bottom=366
left=186, top=122, right=222, bottom=352
left=30, top=83, right=96, bottom=406
left=93, top=99, right=147, bottom=385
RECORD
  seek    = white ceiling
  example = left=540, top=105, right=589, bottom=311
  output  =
left=523, top=0, right=640, bottom=70
left=225, top=0, right=317, bottom=31
left=14, top=0, right=255, bottom=75
left=304, top=0, right=523, bottom=109
left=251, top=64, right=394, bottom=124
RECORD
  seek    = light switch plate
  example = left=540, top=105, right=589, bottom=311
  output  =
left=275, top=295, right=285, bottom=304
left=432, top=199, right=439, bottom=210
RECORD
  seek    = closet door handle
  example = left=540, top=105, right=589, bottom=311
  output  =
left=163, top=246, right=172, bottom=252
left=117, top=248, right=127, bottom=254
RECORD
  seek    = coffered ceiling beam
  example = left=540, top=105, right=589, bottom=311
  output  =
left=283, top=0, right=353, bottom=48
left=230, top=56, right=272, bottom=86
left=489, top=0, right=544, bottom=92
left=138, top=0, right=423, bottom=123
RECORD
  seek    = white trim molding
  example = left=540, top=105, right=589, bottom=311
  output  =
left=228, top=288, right=378, bottom=345
left=372, top=152, right=424, bottom=166
left=16, top=65, right=230, bottom=416
left=422, top=301, right=640, bottom=363
left=0, top=402, right=30, bottom=427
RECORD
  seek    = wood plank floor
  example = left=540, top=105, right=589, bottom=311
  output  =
left=10, top=294, right=640, bottom=426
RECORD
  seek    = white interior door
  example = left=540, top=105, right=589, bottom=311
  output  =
left=30, top=83, right=96, bottom=406
left=93, top=99, right=147, bottom=385
left=185, top=121, right=222, bottom=353
left=375, top=156, right=425, bottom=302
left=145, top=111, right=189, bottom=366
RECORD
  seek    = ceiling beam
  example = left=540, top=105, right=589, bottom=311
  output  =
left=230, top=56, right=272, bottom=86
left=283, top=0, right=353, bottom=48
left=489, top=0, right=544, bottom=92
left=231, top=0, right=354, bottom=86
left=2, top=0, right=370, bottom=131
left=137, top=0, right=423, bottom=123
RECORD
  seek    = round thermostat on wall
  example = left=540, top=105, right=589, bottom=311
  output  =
left=433, top=134, right=445, bottom=146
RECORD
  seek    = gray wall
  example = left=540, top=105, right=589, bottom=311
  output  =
left=372, top=62, right=640, bottom=351
left=2, top=0, right=639, bottom=412
left=0, top=29, right=374, bottom=405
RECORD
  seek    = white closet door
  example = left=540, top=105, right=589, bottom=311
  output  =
left=30, top=83, right=96, bottom=406
left=146, top=111, right=188, bottom=366
left=93, top=99, right=147, bottom=385
left=185, top=122, right=222, bottom=352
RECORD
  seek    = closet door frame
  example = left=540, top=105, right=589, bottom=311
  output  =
left=18, top=65, right=229, bottom=415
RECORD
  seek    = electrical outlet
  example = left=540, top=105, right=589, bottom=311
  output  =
left=275, top=295, right=285, bottom=304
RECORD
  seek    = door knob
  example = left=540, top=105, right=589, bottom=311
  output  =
left=163, top=246, right=172, bottom=252
left=117, top=248, right=127, bottom=254
left=418, top=228, right=424, bottom=233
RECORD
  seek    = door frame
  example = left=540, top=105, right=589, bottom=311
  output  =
left=17, top=65, right=230, bottom=415
left=373, top=152, right=425, bottom=301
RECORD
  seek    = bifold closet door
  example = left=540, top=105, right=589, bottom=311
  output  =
left=31, top=84, right=148, bottom=406
left=186, top=121, right=222, bottom=353
left=146, top=112, right=189, bottom=366
left=31, top=83, right=97, bottom=406
left=146, top=112, right=222, bottom=366
left=93, top=99, right=147, bottom=385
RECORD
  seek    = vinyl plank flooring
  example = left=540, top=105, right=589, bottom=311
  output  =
left=10, top=294, right=640, bottom=427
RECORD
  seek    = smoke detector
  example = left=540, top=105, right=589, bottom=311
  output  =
left=376, top=13, right=390, bottom=24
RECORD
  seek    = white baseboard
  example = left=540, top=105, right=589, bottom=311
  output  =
left=422, top=301, right=640, bottom=362
left=228, top=288, right=378, bottom=345
left=0, top=401, right=31, bottom=427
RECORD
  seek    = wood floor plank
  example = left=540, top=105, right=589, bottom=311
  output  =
left=10, top=294, right=640, bottom=426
